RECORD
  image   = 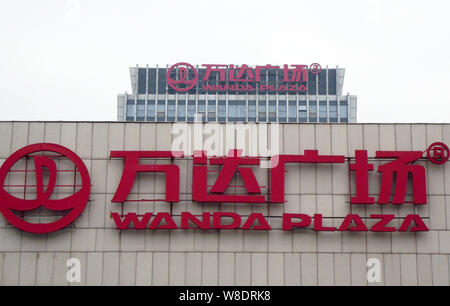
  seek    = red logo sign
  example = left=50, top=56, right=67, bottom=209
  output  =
left=0, top=143, right=91, bottom=234
left=2, top=142, right=445, bottom=234
left=167, top=62, right=198, bottom=92
left=166, top=62, right=321, bottom=92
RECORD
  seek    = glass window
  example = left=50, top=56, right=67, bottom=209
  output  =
left=168, top=68, right=177, bottom=94
left=308, top=71, right=316, bottom=95
left=268, top=101, right=276, bottom=122
left=205, top=73, right=217, bottom=94
left=148, top=68, right=157, bottom=94
left=278, top=101, right=287, bottom=122
left=299, top=101, right=307, bottom=123
left=187, top=70, right=197, bottom=94
left=157, top=100, right=165, bottom=122
left=228, top=103, right=237, bottom=119
left=268, top=71, right=277, bottom=94
left=236, top=80, right=247, bottom=94
left=257, top=69, right=267, bottom=84
left=158, top=69, right=166, bottom=94
left=137, top=100, right=145, bottom=121
left=228, top=100, right=245, bottom=122
left=258, top=100, right=266, bottom=122
left=198, top=100, right=206, bottom=122
left=288, top=101, right=297, bottom=122
left=208, top=100, right=216, bottom=122
left=248, top=101, right=256, bottom=122
left=167, top=100, right=175, bottom=121
left=257, top=69, right=267, bottom=94
left=237, top=101, right=246, bottom=121
left=218, top=100, right=226, bottom=122
left=278, top=69, right=285, bottom=84
left=319, top=101, right=327, bottom=123
left=328, top=69, right=337, bottom=95
left=138, top=68, right=146, bottom=94
left=187, top=100, right=196, bottom=122
left=340, top=100, right=348, bottom=122
left=318, top=71, right=326, bottom=95
left=329, top=101, right=337, bottom=123
left=309, top=101, right=317, bottom=122
left=238, top=101, right=247, bottom=121
left=177, top=100, right=186, bottom=121
left=126, top=100, right=135, bottom=121
left=147, top=100, right=155, bottom=121
left=207, top=73, right=217, bottom=85
left=197, top=69, right=206, bottom=94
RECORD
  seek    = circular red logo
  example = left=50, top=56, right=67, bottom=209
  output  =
left=167, top=62, right=198, bottom=92
left=426, top=142, right=450, bottom=165
left=0, top=143, right=91, bottom=234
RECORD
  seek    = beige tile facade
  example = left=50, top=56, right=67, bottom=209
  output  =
left=0, top=122, right=449, bottom=286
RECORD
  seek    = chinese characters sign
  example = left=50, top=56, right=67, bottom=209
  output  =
left=0, top=142, right=448, bottom=234
left=166, top=62, right=322, bottom=93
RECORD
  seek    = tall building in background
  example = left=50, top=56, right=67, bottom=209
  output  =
left=117, top=63, right=357, bottom=123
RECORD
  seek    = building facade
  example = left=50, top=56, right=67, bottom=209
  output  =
left=0, top=121, right=449, bottom=286
left=117, top=64, right=357, bottom=123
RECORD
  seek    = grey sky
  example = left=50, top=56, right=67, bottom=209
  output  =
left=0, top=0, right=449, bottom=122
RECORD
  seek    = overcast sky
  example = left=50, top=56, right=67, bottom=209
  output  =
left=0, top=0, right=449, bottom=123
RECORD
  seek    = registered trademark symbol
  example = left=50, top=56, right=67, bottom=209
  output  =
left=309, top=63, right=322, bottom=74
left=426, top=142, right=450, bottom=165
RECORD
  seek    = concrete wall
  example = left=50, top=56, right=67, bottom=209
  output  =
left=0, top=122, right=449, bottom=286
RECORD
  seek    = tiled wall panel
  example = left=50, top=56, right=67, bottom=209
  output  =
left=0, top=122, right=448, bottom=285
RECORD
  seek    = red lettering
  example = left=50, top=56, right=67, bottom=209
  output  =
left=282, top=213, right=312, bottom=231
left=313, top=214, right=336, bottom=231
left=241, top=213, right=271, bottom=230
left=111, top=212, right=152, bottom=230
left=398, top=214, right=429, bottom=232
left=270, top=151, right=345, bottom=203
left=212, top=212, right=241, bottom=229
left=180, top=212, right=211, bottom=229
left=350, top=150, right=375, bottom=204
left=193, top=150, right=265, bottom=203
left=377, top=151, right=426, bottom=204
left=338, top=214, right=369, bottom=231
left=370, top=214, right=396, bottom=232
left=148, top=212, right=178, bottom=229
left=110, top=151, right=183, bottom=203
